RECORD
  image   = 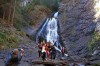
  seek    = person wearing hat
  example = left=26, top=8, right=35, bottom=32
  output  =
left=5, top=48, right=24, bottom=66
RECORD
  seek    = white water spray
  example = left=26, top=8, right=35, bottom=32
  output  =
left=46, top=16, right=59, bottom=45
left=36, top=12, right=68, bottom=57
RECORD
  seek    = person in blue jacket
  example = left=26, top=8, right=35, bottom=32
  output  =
left=5, top=48, right=24, bottom=66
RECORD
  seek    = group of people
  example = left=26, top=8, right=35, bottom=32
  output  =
left=5, top=41, right=65, bottom=66
left=38, top=41, right=56, bottom=60
left=38, top=40, right=65, bottom=60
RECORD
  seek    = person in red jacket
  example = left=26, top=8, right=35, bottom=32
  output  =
left=61, top=47, right=65, bottom=57
left=45, top=42, right=51, bottom=59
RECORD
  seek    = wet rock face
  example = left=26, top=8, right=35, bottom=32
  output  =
left=59, top=0, right=97, bottom=57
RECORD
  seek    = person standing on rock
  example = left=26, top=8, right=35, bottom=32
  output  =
left=41, top=43, right=46, bottom=60
left=45, top=42, right=51, bottom=59
left=38, top=42, right=43, bottom=57
left=50, top=45, right=56, bottom=60
left=5, top=48, right=24, bottom=66
left=60, top=46, right=66, bottom=60
left=61, top=47, right=65, bottom=57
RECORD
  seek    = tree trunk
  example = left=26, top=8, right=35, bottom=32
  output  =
left=8, top=2, right=12, bottom=22
left=3, top=9, right=5, bottom=20
left=11, top=0, right=16, bottom=26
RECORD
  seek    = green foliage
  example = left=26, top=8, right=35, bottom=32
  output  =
left=3, top=0, right=9, bottom=4
left=88, top=32, right=100, bottom=51
left=0, top=0, right=61, bottom=49
left=0, top=31, right=21, bottom=49
left=14, top=0, right=60, bottom=30
left=14, top=5, right=29, bottom=30
left=24, top=0, right=60, bottom=11
left=0, top=32, right=7, bottom=44
left=41, top=0, right=60, bottom=11
left=14, top=18, right=25, bottom=31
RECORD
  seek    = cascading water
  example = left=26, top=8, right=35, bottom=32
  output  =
left=47, top=14, right=59, bottom=45
left=36, top=12, right=68, bottom=56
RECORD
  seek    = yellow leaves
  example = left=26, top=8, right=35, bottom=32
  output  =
left=17, top=31, right=26, bottom=37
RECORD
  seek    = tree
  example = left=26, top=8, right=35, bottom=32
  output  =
left=11, top=0, right=16, bottom=26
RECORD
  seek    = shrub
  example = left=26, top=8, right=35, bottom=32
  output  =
left=88, top=32, right=100, bottom=51
left=0, top=31, right=21, bottom=49
left=25, top=0, right=60, bottom=11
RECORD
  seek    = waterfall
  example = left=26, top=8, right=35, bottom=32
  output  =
left=20, top=0, right=32, bottom=7
left=36, top=12, right=61, bottom=46
left=36, top=12, right=68, bottom=56
left=46, top=15, right=59, bottom=45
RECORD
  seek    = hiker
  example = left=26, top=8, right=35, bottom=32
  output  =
left=45, top=42, right=51, bottom=59
left=50, top=45, right=56, bottom=59
left=41, top=43, right=46, bottom=60
left=5, top=48, right=24, bottom=66
left=38, top=42, right=43, bottom=57
left=61, top=47, right=65, bottom=57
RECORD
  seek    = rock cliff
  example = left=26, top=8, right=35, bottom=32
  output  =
left=59, top=0, right=100, bottom=58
